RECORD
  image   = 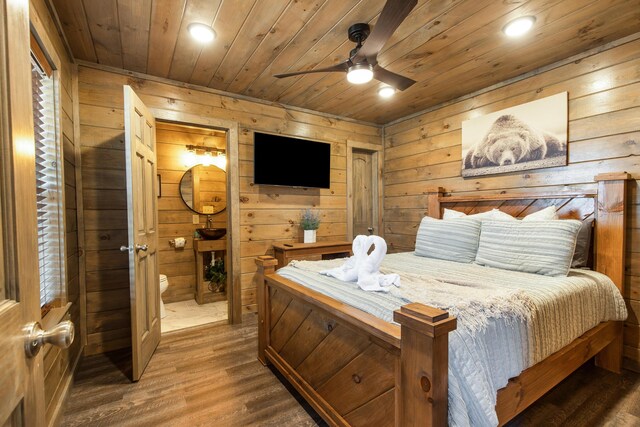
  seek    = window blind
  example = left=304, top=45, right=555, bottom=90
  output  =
left=31, top=55, right=65, bottom=314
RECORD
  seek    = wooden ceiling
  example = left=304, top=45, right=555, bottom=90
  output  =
left=51, top=0, right=640, bottom=124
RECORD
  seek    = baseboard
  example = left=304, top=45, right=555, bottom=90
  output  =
left=623, top=356, right=640, bottom=373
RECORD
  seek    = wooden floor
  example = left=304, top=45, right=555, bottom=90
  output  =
left=62, top=314, right=640, bottom=426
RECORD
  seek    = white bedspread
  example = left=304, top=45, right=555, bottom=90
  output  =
left=277, top=252, right=627, bottom=426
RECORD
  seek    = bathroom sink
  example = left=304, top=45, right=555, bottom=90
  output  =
left=197, top=228, right=226, bottom=240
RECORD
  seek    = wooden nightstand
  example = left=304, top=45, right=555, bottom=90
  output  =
left=272, top=241, right=352, bottom=268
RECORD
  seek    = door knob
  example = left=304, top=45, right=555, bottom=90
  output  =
left=120, top=245, right=133, bottom=252
left=24, top=320, right=75, bottom=358
left=135, top=244, right=148, bottom=252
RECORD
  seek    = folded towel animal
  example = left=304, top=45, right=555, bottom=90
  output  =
left=320, top=235, right=400, bottom=292
left=357, top=236, right=400, bottom=292
left=320, top=235, right=369, bottom=281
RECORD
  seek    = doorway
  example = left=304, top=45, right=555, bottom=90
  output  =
left=347, top=141, right=383, bottom=240
left=122, top=87, right=241, bottom=381
left=155, top=121, right=230, bottom=334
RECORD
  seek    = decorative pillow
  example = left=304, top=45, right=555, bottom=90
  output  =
left=415, top=216, right=481, bottom=263
left=571, top=218, right=594, bottom=268
left=475, top=219, right=582, bottom=276
left=522, top=205, right=559, bottom=221
left=443, top=208, right=516, bottom=221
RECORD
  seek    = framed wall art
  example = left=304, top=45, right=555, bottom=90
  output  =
left=461, top=92, right=568, bottom=177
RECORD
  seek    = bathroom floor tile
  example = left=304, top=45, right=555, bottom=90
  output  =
left=161, top=299, right=228, bottom=334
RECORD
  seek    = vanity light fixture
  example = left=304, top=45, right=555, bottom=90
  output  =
left=188, top=23, right=216, bottom=43
left=183, top=150, right=198, bottom=168
left=201, top=152, right=213, bottom=167
left=346, top=64, right=374, bottom=84
left=502, top=16, right=536, bottom=37
left=211, top=153, right=227, bottom=171
left=378, top=86, right=395, bottom=98
left=184, top=145, right=226, bottom=171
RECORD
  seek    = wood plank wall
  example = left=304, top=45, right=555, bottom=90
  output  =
left=156, top=121, right=227, bottom=303
left=30, top=0, right=83, bottom=424
left=77, top=66, right=381, bottom=354
left=382, top=37, right=640, bottom=371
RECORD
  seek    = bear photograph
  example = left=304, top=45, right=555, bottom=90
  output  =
left=461, top=92, right=567, bottom=177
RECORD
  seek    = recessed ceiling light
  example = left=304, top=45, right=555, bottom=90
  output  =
left=346, top=64, right=374, bottom=84
left=378, top=86, right=395, bottom=98
left=188, top=23, right=216, bottom=43
left=503, top=16, right=535, bottom=37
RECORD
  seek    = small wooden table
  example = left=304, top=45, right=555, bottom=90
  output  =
left=272, top=241, right=352, bottom=268
left=193, top=239, right=227, bottom=304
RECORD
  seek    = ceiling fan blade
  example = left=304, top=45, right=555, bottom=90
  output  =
left=373, top=65, right=416, bottom=91
left=353, top=0, right=417, bottom=64
left=274, top=61, right=350, bottom=78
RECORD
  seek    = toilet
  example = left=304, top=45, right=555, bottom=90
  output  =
left=159, top=274, right=169, bottom=318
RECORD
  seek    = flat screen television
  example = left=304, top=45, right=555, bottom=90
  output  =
left=254, top=132, right=331, bottom=189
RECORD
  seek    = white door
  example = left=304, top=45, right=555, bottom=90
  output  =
left=122, top=86, right=161, bottom=381
left=1, top=0, right=45, bottom=423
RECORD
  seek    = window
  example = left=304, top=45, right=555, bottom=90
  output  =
left=31, top=35, right=65, bottom=316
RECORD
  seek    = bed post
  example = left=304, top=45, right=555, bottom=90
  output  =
left=256, top=255, right=278, bottom=366
left=426, top=187, right=444, bottom=219
left=394, top=303, right=457, bottom=426
left=594, top=172, right=631, bottom=373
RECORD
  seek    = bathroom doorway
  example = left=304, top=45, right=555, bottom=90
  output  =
left=155, top=121, right=231, bottom=334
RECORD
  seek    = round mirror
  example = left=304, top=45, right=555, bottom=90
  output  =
left=179, top=164, right=226, bottom=215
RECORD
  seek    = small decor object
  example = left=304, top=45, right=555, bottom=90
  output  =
left=300, top=208, right=320, bottom=243
left=461, top=92, right=568, bottom=177
left=205, top=257, right=226, bottom=293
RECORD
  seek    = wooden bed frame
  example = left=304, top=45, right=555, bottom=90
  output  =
left=255, top=173, right=630, bottom=426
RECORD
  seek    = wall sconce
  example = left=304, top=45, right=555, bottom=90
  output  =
left=183, top=144, right=226, bottom=171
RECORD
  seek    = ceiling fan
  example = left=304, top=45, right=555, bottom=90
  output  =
left=273, top=0, right=417, bottom=91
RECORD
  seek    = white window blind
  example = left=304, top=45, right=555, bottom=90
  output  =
left=31, top=53, right=65, bottom=314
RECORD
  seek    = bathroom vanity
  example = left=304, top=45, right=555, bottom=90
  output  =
left=193, top=239, right=228, bottom=304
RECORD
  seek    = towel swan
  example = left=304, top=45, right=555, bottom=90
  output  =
left=357, top=236, right=400, bottom=292
left=321, top=235, right=400, bottom=292
left=320, top=235, right=369, bottom=282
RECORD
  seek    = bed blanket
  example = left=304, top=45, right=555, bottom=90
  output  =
left=276, top=252, right=627, bottom=426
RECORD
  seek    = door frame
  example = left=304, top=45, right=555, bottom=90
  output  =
left=151, top=110, right=242, bottom=324
left=346, top=140, right=383, bottom=240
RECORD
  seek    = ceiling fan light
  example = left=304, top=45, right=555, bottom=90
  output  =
left=503, top=16, right=535, bottom=37
left=188, top=23, right=216, bottom=43
left=378, top=86, right=395, bottom=98
left=347, top=64, right=374, bottom=84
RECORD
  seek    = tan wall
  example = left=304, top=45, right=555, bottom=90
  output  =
left=382, top=37, right=640, bottom=370
left=156, top=122, right=227, bottom=303
left=77, top=65, right=381, bottom=354
left=30, top=0, right=83, bottom=423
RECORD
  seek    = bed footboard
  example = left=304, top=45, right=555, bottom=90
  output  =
left=256, top=256, right=457, bottom=426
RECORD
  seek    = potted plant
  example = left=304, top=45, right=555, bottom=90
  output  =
left=205, top=257, right=226, bottom=293
left=300, top=208, right=320, bottom=243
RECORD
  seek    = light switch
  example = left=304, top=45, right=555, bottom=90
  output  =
left=192, top=215, right=200, bottom=225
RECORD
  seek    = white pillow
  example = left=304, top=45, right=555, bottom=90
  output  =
left=443, top=206, right=559, bottom=221
left=442, top=208, right=467, bottom=219
left=443, top=208, right=516, bottom=221
left=522, top=205, right=559, bottom=221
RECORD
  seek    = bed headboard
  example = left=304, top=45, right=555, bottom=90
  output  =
left=425, top=173, right=631, bottom=292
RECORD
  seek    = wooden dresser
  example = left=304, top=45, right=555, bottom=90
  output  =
left=272, top=241, right=352, bottom=268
